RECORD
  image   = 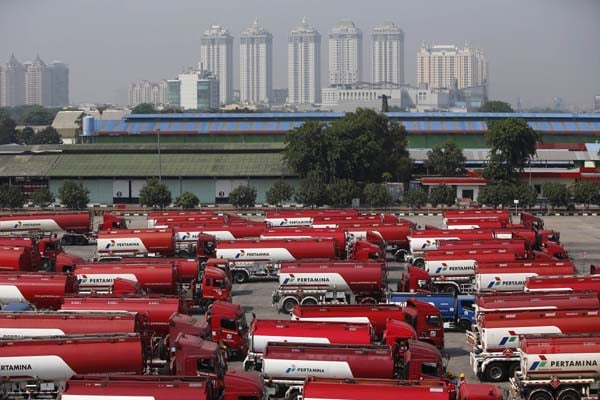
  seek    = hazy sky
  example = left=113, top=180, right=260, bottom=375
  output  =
left=1, top=0, right=598, bottom=109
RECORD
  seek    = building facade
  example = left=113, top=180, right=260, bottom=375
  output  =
left=0, top=54, right=25, bottom=107
left=24, top=55, right=47, bottom=106
left=417, top=43, right=488, bottom=90
left=240, top=19, right=273, bottom=105
left=371, top=21, right=404, bottom=87
left=167, top=70, right=219, bottom=110
left=128, top=80, right=168, bottom=107
left=595, top=95, right=600, bottom=112
left=328, top=20, right=362, bottom=87
left=46, top=61, right=69, bottom=107
left=288, top=17, right=321, bottom=105
left=200, top=25, right=234, bottom=104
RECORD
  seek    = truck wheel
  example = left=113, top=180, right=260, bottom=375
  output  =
left=527, top=389, right=553, bottom=400
left=75, top=236, right=88, bottom=246
left=484, top=362, right=507, bottom=382
left=359, top=297, right=377, bottom=305
left=177, top=249, right=190, bottom=257
left=441, top=285, right=458, bottom=296
left=282, top=298, right=298, bottom=314
left=233, top=271, right=248, bottom=284
left=413, top=259, right=425, bottom=268
left=557, top=388, right=581, bottom=400
left=458, top=319, right=471, bottom=331
left=61, top=236, right=73, bottom=246
left=301, top=297, right=317, bottom=306
left=508, top=362, right=520, bottom=379
left=395, top=250, right=406, bottom=262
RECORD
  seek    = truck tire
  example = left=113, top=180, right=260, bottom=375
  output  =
left=233, top=271, right=249, bottom=284
left=441, top=285, right=458, bottom=296
left=359, top=297, right=377, bottom=305
left=177, top=249, right=190, bottom=257
left=557, top=388, right=581, bottom=400
left=61, top=236, right=73, bottom=246
left=508, top=362, right=520, bottom=379
left=74, top=236, right=88, bottom=246
left=527, top=389, right=553, bottom=400
left=413, top=259, right=425, bottom=268
left=458, top=319, right=471, bottom=331
left=484, top=362, right=507, bottom=382
left=282, top=298, right=298, bottom=314
left=301, top=297, right=318, bottom=306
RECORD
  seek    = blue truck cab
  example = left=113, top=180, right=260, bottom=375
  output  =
left=388, top=293, right=475, bottom=331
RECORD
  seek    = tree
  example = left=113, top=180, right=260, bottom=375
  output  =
left=0, top=110, right=18, bottom=144
left=131, top=103, right=157, bottom=114
left=542, top=182, right=570, bottom=209
left=477, top=184, right=514, bottom=207
left=58, top=180, right=89, bottom=209
left=228, top=185, right=257, bottom=208
left=326, top=179, right=361, bottom=208
left=479, top=101, right=514, bottom=113
left=425, top=141, right=466, bottom=176
left=0, top=185, right=24, bottom=208
left=284, top=108, right=411, bottom=183
left=404, top=188, right=428, bottom=209
left=23, top=105, right=55, bottom=125
left=570, top=181, right=600, bottom=209
left=16, top=127, right=35, bottom=145
left=513, top=184, right=539, bottom=208
left=30, top=188, right=55, bottom=207
left=295, top=170, right=328, bottom=207
left=266, top=181, right=294, bottom=206
left=139, top=177, right=172, bottom=208
left=363, top=183, right=393, bottom=207
left=484, top=118, right=539, bottom=183
left=175, top=192, right=199, bottom=209
left=428, top=184, right=456, bottom=208
left=31, top=126, right=62, bottom=144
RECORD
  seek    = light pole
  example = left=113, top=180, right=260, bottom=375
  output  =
left=157, top=128, right=162, bottom=183
left=514, top=199, right=519, bottom=218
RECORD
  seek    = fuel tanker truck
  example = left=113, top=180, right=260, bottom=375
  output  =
left=261, top=341, right=444, bottom=399
left=509, top=333, right=600, bottom=400
left=475, top=292, right=600, bottom=314
left=474, top=262, right=575, bottom=293
left=290, top=301, right=445, bottom=348
left=272, top=261, right=387, bottom=312
left=301, top=377, right=503, bottom=400
left=525, top=274, right=600, bottom=295
left=0, top=272, right=77, bottom=309
left=0, top=333, right=262, bottom=400
left=467, top=309, right=600, bottom=382
left=0, top=212, right=126, bottom=245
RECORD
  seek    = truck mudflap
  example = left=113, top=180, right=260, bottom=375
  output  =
left=509, top=373, right=596, bottom=400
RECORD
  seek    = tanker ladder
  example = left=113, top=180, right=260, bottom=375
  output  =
left=470, top=348, right=521, bottom=383
left=509, top=373, right=598, bottom=400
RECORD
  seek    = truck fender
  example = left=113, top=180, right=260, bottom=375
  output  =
left=395, top=249, right=408, bottom=262
left=300, top=296, right=318, bottom=306
left=527, top=388, right=554, bottom=400
left=413, top=257, right=425, bottom=268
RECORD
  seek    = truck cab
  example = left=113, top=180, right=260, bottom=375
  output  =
left=206, top=301, right=249, bottom=360
left=173, top=333, right=227, bottom=381
left=398, top=339, right=445, bottom=380
left=198, top=266, right=232, bottom=307
left=399, top=266, right=433, bottom=292
left=196, top=233, right=217, bottom=261
left=403, top=299, right=444, bottom=348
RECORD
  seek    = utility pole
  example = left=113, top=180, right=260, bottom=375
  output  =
left=157, top=128, right=162, bottom=183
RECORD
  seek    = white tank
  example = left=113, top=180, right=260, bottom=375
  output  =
left=425, top=259, right=476, bottom=277
left=278, top=272, right=350, bottom=290
left=481, top=326, right=561, bottom=352
left=521, top=351, right=600, bottom=380
left=251, top=334, right=330, bottom=354
left=475, top=273, right=532, bottom=292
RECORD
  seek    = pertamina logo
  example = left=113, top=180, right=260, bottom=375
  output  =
left=235, top=250, right=246, bottom=259
left=487, top=277, right=524, bottom=288
left=0, top=363, right=33, bottom=371
left=105, top=240, right=139, bottom=250
left=487, top=277, right=503, bottom=289
left=499, top=331, right=518, bottom=346
left=421, top=240, right=432, bottom=249
left=235, top=250, right=270, bottom=258
left=283, top=274, right=330, bottom=284
left=529, top=355, right=548, bottom=371
left=13, top=221, right=22, bottom=229
left=77, top=274, right=114, bottom=285
left=285, top=364, right=324, bottom=374
left=435, top=263, right=472, bottom=274
left=12, top=221, right=40, bottom=229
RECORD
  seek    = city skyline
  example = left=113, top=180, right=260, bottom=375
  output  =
left=1, top=0, right=598, bottom=109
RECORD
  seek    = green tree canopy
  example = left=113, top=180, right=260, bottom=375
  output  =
left=16, top=127, right=35, bottom=145
left=30, top=188, right=55, bottom=208
left=58, top=180, right=90, bottom=209
left=484, top=118, right=539, bottom=183
left=570, top=181, right=600, bottom=209
left=31, top=126, right=62, bottom=145
left=363, top=183, right=393, bottom=208
left=542, top=182, right=571, bottom=209
left=428, top=184, right=456, bottom=207
left=479, top=101, right=514, bottom=113
left=404, top=188, right=428, bottom=209
left=175, top=192, right=199, bottom=209
left=131, top=103, right=157, bottom=114
left=23, top=105, right=56, bottom=125
left=266, top=181, right=294, bottom=206
left=425, top=141, right=466, bottom=176
left=0, top=110, right=18, bottom=144
left=139, top=178, right=172, bottom=208
left=326, top=179, right=361, bottom=208
left=0, top=185, right=24, bottom=209
left=228, top=185, right=257, bottom=208
left=284, top=108, right=411, bottom=183
left=295, top=171, right=328, bottom=207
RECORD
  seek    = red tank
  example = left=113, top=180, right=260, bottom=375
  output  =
left=62, top=375, right=214, bottom=400
left=150, top=215, right=240, bottom=228
left=525, top=274, right=600, bottom=294
left=474, top=262, right=574, bottom=292
left=0, top=212, right=91, bottom=234
left=0, top=272, right=77, bottom=309
left=0, top=311, right=139, bottom=337
left=302, top=378, right=456, bottom=400
left=112, top=257, right=199, bottom=282
left=73, top=262, right=177, bottom=294
left=61, top=296, right=182, bottom=336
left=170, top=223, right=266, bottom=240
left=331, top=223, right=413, bottom=249
left=437, top=239, right=528, bottom=258
left=266, top=209, right=359, bottom=218
left=475, top=292, right=600, bottom=313
left=261, top=228, right=349, bottom=254
left=0, top=246, right=33, bottom=272
left=445, top=218, right=506, bottom=229
left=0, top=237, right=41, bottom=269
left=0, top=334, right=144, bottom=380
left=443, top=209, right=510, bottom=219
left=169, top=313, right=211, bottom=340
left=97, top=229, right=175, bottom=256
left=311, top=214, right=399, bottom=224
left=215, top=238, right=337, bottom=262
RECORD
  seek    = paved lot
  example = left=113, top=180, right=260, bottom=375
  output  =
left=69, top=214, right=600, bottom=392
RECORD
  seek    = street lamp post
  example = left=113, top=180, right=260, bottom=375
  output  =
left=514, top=199, right=519, bottom=218
left=157, top=128, right=162, bottom=183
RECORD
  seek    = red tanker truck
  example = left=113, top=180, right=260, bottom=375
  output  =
left=97, top=228, right=176, bottom=256
left=475, top=292, right=600, bottom=314
left=301, top=377, right=503, bottom=400
left=148, top=214, right=247, bottom=228
left=467, top=309, right=600, bottom=382
left=0, top=272, right=77, bottom=309
left=0, top=333, right=261, bottom=399
left=262, top=341, right=443, bottom=399
left=290, top=301, right=444, bottom=348
left=264, top=210, right=359, bottom=227
left=474, top=262, right=574, bottom=293
left=0, top=212, right=126, bottom=245
left=525, top=274, right=600, bottom=294
left=509, top=333, right=600, bottom=400
left=273, top=261, right=387, bottom=312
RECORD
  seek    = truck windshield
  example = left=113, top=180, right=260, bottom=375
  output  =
left=426, top=315, right=442, bottom=327
left=237, top=315, right=249, bottom=332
